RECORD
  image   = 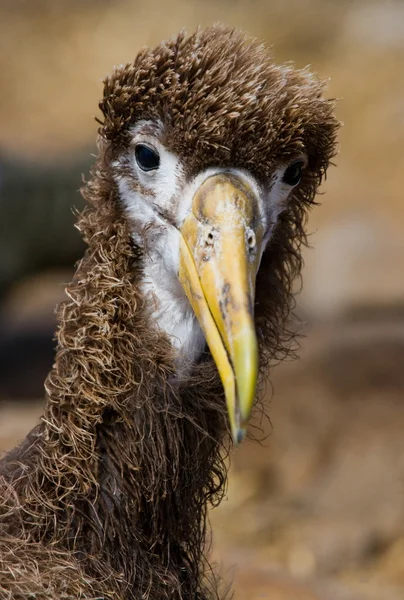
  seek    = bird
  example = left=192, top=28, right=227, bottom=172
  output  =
left=0, top=25, right=338, bottom=600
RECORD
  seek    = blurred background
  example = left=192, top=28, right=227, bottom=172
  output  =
left=0, top=0, right=403, bottom=598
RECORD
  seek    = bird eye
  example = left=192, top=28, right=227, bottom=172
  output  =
left=282, top=160, right=305, bottom=186
left=135, top=144, right=160, bottom=172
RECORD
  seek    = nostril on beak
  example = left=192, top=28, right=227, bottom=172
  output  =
left=205, top=231, right=215, bottom=248
left=247, top=231, right=256, bottom=249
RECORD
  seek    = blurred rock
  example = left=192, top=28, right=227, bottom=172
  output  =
left=0, top=155, right=88, bottom=296
left=0, top=270, right=69, bottom=398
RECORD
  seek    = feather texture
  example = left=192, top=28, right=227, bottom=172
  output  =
left=0, top=25, right=338, bottom=599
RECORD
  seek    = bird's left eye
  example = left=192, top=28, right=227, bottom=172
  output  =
left=282, top=160, right=305, bottom=186
left=135, top=144, right=160, bottom=172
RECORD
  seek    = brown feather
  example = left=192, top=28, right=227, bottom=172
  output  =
left=0, top=25, right=338, bottom=599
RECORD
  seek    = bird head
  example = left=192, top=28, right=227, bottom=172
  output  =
left=96, top=26, right=338, bottom=443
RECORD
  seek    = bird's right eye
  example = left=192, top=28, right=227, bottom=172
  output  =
left=135, top=144, right=160, bottom=172
left=282, top=160, right=304, bottom=187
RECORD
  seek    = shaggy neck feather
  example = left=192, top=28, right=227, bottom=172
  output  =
left=0, top=180, right=229, bottom=600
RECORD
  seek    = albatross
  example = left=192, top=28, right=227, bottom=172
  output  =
left=0, top=25, right=338, bottom=600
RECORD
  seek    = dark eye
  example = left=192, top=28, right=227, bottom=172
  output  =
left=135, top=144, right=160, bottom=171
left=282, top=160, right=305, bottom=186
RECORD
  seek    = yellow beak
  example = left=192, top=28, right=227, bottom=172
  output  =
left=179, top=173, right=263, bottom=444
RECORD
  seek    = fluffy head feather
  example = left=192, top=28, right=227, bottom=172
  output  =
left=101, top=26, right=336, bottom=178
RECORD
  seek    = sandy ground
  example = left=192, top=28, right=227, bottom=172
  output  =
left=2, top=314, right=404, bottom=599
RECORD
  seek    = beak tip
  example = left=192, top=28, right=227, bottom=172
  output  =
left=234, top=427, right=247, bottom=446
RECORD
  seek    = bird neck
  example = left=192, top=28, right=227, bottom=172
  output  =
left=38, top=179, right=229, bottom=596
